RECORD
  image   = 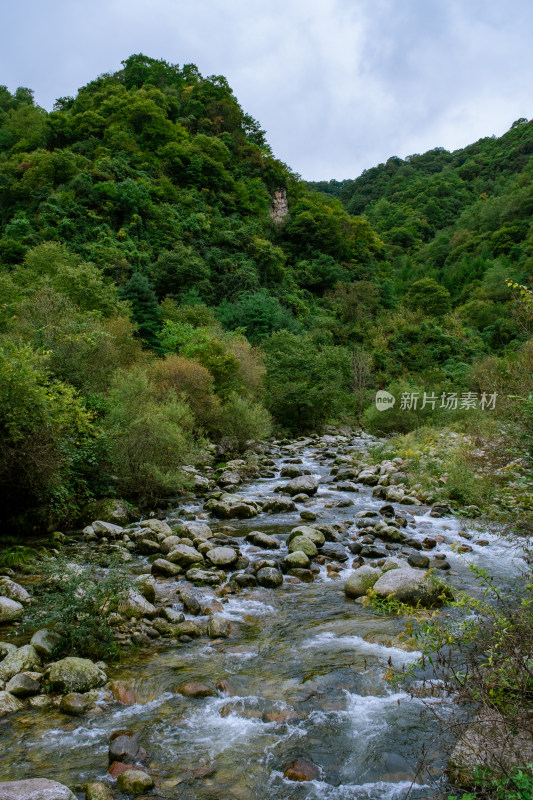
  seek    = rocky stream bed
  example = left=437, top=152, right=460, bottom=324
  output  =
left=0, top=431, right=526, bottom=800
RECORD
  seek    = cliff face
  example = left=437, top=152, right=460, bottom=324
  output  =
left=270, top=188, right=289, bottom=223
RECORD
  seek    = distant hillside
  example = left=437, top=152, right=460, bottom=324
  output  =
left=307, top=119, right=533, bottom=325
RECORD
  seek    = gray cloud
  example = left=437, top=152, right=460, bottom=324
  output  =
left=1, top=0, right=532, bottom=180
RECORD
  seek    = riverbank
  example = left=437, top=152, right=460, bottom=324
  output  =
left=0, top=429, right=530, bottom=800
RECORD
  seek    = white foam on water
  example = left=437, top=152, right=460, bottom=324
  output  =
left=221, top=596, right=276, bottom=620
left=273, top=775, right=431, bottom=799
left=31, top=691, right=175, bottom=753
left=344, top=690, right=414, bottom=735
left=174, top=695, right=268, bottom=757
left=303, top=631, right=422, bottom=667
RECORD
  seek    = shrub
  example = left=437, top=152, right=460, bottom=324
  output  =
left=262, top=330, right=353, bottom=431
left=26, top=555, right=132, bottom=660
left=216, top=393, right=272, bottom=451
left=104, top=365, right=204, bottom=497
left=0, top=340, right=100, bottom=527
left=148, top=354, right=222, bottom=433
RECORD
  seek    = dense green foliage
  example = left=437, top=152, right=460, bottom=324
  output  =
left=0, top=54, right=531, bottom=529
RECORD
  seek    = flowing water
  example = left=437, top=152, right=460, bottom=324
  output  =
left=0, top=435, right=526, bottom=798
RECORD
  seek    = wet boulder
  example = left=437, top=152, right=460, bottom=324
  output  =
left=109, top=730, right=144, bottom=764
left=372, top=566, right=449, bottom=607
left=140, top=518, right=172, bottom=536
left=256, top=567, right=283, bottom=588
left=118, top=590, right=157, bottom=619
left=344, top=566, right=381, bottom=598
left=282, top=551, right=311, bottom=570
left=85, top=784, right=114, bottom=800
left=321, top=543, right=348, bottom=562
left=246, top=532, right=281, bottom=549
left=205, top=547, right=238, bottom=568
left=151, top=558, right=181, bottom=577
left=287, top=568, right=314, bottom=582
left=177, top=682, right=216, bottom=698
left=59, top=692, right=95, bottom=716
left=48, top=657, right=106, bottom=694
left=0, top=691, right=24, bottom=717
left=284, top=757, right=321, bottom=781
left=0, top=578, right=30, bottom=605
left=0, top=597, right=24, bottom=624
left=281, top=475, right=319, bottom=496
left=356, top=471, right=379, bottom=486
left=407, top=552, right=430, bottom=569
left=218, top=470, right=241, bottom=487
left=232, top=573, right=257, bottom=588
left=91, top=520, right=123, bottom=538
left=288, top=537, right=318, bottom=558
left=0, top=645, right=40, bottom=682
left=376, top=525, right=406, bottom=544
left=135, top=575, right=156, bottom=603
left=262, top=497, right=297, bottom=514
left=185, top=568, right=225, bottom=585
left=116, top=771, right=154, bottom=794
left=5, top=672, right=41, bottom=697
left=30, top=629, right=62, bottom=659
left=0, top=779, right=76, bottom=800
left=280, top=465, right=305, bottom=478
left=180, top=521, right=213, bottom=540
left=210, top=495, right=260, bottom=520
left=166, top=545, right=204, bottom=568
left=159, top=535, right=182, bottom=554
left=208, top=615, right=233, bottom=638
left=288, top=526, right=325, bottom=547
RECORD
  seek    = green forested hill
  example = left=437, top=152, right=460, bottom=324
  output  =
left=308, top=119, right=533, bottom=345
left=0, top=54, right=531, bottom=530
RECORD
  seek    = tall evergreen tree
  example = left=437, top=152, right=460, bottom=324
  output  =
left=119, top=273, right=162, bottom=352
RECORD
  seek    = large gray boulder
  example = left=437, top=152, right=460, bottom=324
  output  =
left=0, top=642, right=17, bottom=661
left=282, top=475, right=319, bottom=496
left=256, top=567, right=283, bottom=588
left=47, top=657, right=106, bottom=693
left=30, top=630, right=62, bottom=659
left=160, top=535, right=182, bottom=554
left=344, top=566, right=381, bottom=598
left=372, top=565, right=448, bottom=606
left=448, top=712, right=533, bottom=788
left=210, top=494, right=259, bottom=519
left=287, top=526, right=325, bottom=546
left=166, top=544, right=204, bottom=567
left=246, top=531, right=281, bottom=549
left=0, top=691, right=24, bottom=717
left=205, top=547, right=238, bottom=567
left=262, top=497, right=297, bottom=514
left=140, top=518, right=172, bottom=536
left=283, top=551, right=311, bottom=570
left=151, top=558, right=181, bottom=577
left=0, top=597, right=24, bottom=624
left=118, top=589, right=157, bottom=619
left=0, top=779, right=76, bottom=800
left=288, top=536, right=318, bottom=557
left=6, top=672, right=41, bottom=697
left=91, top=520, right=123, bottom=538
left=180, top=521, right=213, bottom=540
left=0, top=645, right=40, bottom=682
left=0, top=578, right=30, bottom=605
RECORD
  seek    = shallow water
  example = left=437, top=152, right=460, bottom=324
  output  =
left=0, top=435, right=526, bottom=798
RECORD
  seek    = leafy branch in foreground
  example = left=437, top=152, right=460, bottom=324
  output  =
left=26, top=555, right=133, bottom=661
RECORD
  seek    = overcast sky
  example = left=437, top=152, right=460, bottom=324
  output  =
left=1, top=0, right=532, bottom=180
